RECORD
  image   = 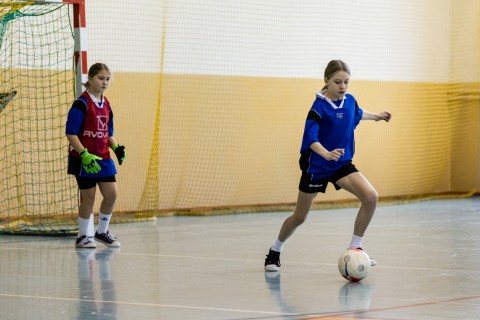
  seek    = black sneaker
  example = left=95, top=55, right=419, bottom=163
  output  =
left=75, top=234, right=97, bottom=248
left=94, top=230, right=121, bottom=248
left=264, top=249, right=281, bottom=272
left=356, top=247, right=377, bottom=266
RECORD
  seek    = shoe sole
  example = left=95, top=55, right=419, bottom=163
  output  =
left=95, top=238, right=121, bottom=248
left=75, top=243, right=96, bottom=249
left=264, top=265, right=280, bottom=272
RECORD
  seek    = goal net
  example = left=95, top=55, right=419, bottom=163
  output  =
left=0, top=0, right=78, bottom=234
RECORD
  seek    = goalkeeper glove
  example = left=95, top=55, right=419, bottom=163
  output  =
left=79, top=149, right=102, bottom=174
left=112, top=143, right=126, bottom=165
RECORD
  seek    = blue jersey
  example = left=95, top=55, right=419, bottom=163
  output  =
left=299, top=92, right=363, bottom=179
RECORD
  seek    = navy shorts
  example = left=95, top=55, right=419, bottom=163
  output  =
left=299, top=162, right=359, bottom=193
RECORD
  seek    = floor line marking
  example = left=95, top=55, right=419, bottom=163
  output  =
left=1, top=246, right=479, bottom=273
left=0, top=293, right=297, bottom=316
left=297, top=294, right=480, bottom=319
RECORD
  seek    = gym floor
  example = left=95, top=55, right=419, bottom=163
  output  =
left=0, top=197, right=479, bottom=319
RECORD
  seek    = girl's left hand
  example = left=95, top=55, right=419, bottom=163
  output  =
left=378, top=111, right=392, bottom=122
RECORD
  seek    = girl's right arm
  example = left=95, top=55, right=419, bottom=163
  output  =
left=66, top=134, right=85, bottom=153
left=303, top=106, right=344, bottom=162
left=65, top=99, right=87, bottom=153
left=310, top=142, right=345, bottom=162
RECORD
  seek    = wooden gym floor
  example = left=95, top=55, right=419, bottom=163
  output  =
left=0, top=197, right=479, bottom=319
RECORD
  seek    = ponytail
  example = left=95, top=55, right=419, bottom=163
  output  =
left=82, top=80, right=91, bottom=90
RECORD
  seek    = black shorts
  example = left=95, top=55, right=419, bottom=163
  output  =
left=68, top=155, right=116, bottom=189
left=299, top=162, right=359, bottom=194
left=75, top=175, right=116, bottom=190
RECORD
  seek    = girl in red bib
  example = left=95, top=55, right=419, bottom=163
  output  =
left=66, top=63, right=126, bottom=249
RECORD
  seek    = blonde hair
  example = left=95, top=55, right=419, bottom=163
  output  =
left=321, top=60, right=350, bottom=91
left=83, top=63, right=111, bottom=90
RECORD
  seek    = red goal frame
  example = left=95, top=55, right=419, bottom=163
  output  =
left=32, top=0, right=87, bottom=96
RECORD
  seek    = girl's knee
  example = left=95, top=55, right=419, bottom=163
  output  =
left=109, top=192, right=118, bottom=202
left=292, top=214, right=308, bottom=225
left=103, top=193, right=117, bottom=206
left=102, top=188, right=118, bottom=204
left=363, top=189, right=378, bottom=206
left=80, top=195, right=96, bottom=207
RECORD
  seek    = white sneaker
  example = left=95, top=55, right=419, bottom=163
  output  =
left=75, top=235, right=96, bottom=248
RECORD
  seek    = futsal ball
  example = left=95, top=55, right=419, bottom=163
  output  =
left=338, top=248, right=371, bottom=282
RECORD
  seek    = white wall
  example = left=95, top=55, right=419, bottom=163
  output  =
left=87, top=0, right=451, bottom=82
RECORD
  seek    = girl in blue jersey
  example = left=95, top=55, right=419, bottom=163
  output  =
left=265, top=60, right=391, bottom=271
left=66, top=63, right=126, bottom=249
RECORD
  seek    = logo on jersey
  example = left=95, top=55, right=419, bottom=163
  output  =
left=97, top=115, right=108, bottom=131
left=83, top=131, right=108, bottom=138
left=83, top=115, right=108, bottom=138
left=336, top=112, right=343, bottom=119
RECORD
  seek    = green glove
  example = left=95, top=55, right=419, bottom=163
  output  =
left=79, top=149, right=102, bottom=174
left=112, top=143, right=126, bottom=165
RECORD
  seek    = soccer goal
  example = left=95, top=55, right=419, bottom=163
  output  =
left=0, top=0, right=87, bottom=235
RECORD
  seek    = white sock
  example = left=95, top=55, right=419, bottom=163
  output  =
left=349, top=234, right=363, bottom=249
left=87, top=214, right=95, bottom=239
left=78, top=217, right=90, bottom=237
left=271, top=239, right=284, bottom=252
left=96, top=213, right=111, bottom=234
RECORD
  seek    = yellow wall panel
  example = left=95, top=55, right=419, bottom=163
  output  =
left=106, top=73, right=479, bottom=212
